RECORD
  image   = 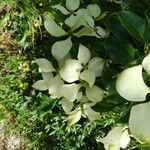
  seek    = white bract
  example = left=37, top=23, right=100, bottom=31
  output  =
left=59, top=59, right=83, bottom=83
left=50, top=1, right=108, bottom=37
left=83, top=102, right=101, bottom=121
left=48, top=75, right=64, bottom=99
left=129, top=102, right=150, bottom=143
left=44, top=15, right=67, bottom=37
left=80, top=70, right=95, bottom=87
left=98, top=126, right=130, bottom=150
left=33, top=1, right=109, bottom=126
left=116, top=65, right=150, bottom=101
left=142, top=53, right=150, bottom=76
left=68, top=102, right=101, bottom=125
left=51, top=37, right=73, bottom=61
left=87, top=4, right=101, bottom=18
left=116, top=54, right=150, bottom=144
left=86, top=85, right=105, bottom=102
left=34, top=58, right=55, bottom=72
left=59, top=44, right=104, bottom=86
left=66, top=0, right=80, bottom=11
left=68, top=108, right=82, bottom=126
left=61, top=98, right=74, bottom=114
left=60, top=83, right=81, bottom=102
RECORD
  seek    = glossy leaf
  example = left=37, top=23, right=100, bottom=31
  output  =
left=105, top=38, right=135, bottom=65
left=118, top=11, right=150, bottom=44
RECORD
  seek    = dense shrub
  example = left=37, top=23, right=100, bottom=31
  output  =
left=1, top=0, right=150, bottom=150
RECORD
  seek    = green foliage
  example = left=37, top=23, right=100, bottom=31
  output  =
left=1, top=0, right=150, bottom=149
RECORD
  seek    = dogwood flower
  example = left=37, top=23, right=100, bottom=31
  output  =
left=116, top=54, right=150, bottom=143
left=59, top=44, right=104, bottom=85
left=129, top=102, right=150, bottom=143
left=66, top=100, right=101, bottom=126
left=98, top=126, right=130, bottom=150
left=46, top=1, right=108, bottom=38
left=52, top=1, right=100, bottom=29
left=116, top=65, right=150, bottom=102
left=142, top=53, right=150, bottom=76
left=32, top=58, right=64, bottom=99
left=59, top=44, right=105, bottom=103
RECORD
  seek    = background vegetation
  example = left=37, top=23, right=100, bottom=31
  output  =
left=0, top=0, right=150, bottom=149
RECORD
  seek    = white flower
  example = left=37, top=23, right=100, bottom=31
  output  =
left=34, top=58, right=55, bottom=72
left=98, top=126, right=130, bottom=150
left=116, top=62, right=150, bottom=143
left=67, top=102, right=101, bottom=126
left=60, top=83, right=81, bottom=102
left=44, top=14, right=67, bottom=37
left=142, top=53, right=150, bottom=76
left=86, top=85, right=105, bottom=102
left=51, top=37, right=73, bottom=61
left=83, top=102, right=101, bottom=121
left=129, top=102, right=150, bottom=143
left=59, top=44, right=104, bottom=86
left=33, top=59, right=64, bottom=99
left=116, top=65, right=150, bottom=101
left=61, top=98, right=74, bottom=114
left=59, top=59, right=83, bottom=83
left=51, top=1, right=108, bottom=37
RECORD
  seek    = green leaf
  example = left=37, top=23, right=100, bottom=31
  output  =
left=38, top=96, right=57, bottom=111
left=92, top=82, right=126, bottom=112
left=107, top=15, right=129, bottom=40
left=118, top=11, right=150, bottom=44
left=143, top=0, right=150, bottom=5
left=104, top=37, right=135, bottom=65
left=145, top=8, right=150, bottom=28
left=101, top=63, right=117, bottom=88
